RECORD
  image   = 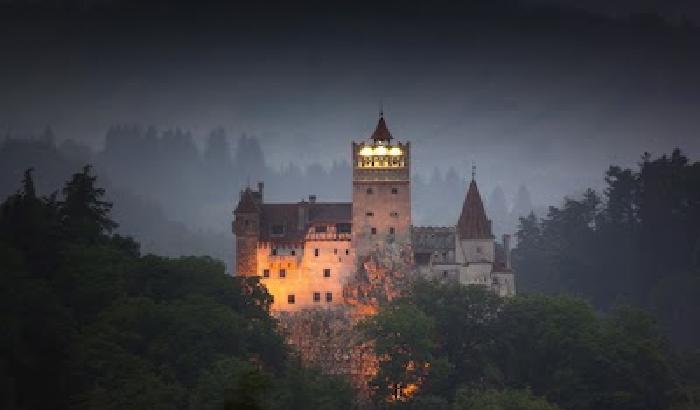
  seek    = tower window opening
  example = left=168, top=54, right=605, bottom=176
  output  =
left=263, top=269, right=270, bottom=278
left=391, top=187, right=398, bottom=194
left=323, top=268, right=331, bottom=278
left=314, top=248, right=319, bottom=257
left=271, top=248, right=277, bottom=256
left=334, top=248, right=338, bottom=255
left=279, top=269, right=286, bottom=278
left=390, top=211, right=398, bottom=217
left=371, top=227, right=377, bottom=235
left=313, top=292, right=321, bottom=302
left=366, top=211, right=374, bottom=217
left=345, top=249, right=349, bottom=255
left=366, top=187, right=373, bottom=194
left=291, top=250, right=296, bottom=256
left=288, top=294, right=295, bottom=304
left=326, top=292, right=333, bottom=303
left=389, top=227, right=395, bottom=235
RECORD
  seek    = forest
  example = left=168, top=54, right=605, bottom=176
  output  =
left=1, top=151, right=699, bottom=409
left=0, top=127, right=536, bottom=270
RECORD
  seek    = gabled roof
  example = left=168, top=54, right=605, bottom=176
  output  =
left=370, top=116, right=393, bottom=142
left=234, top=188, right=259, bottom=214
left=457, top=179, right=493, bottom=239
left=259, top=202, right=352, bottom=242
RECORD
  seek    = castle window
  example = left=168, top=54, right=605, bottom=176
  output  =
left=366, top=187, right=373, bottom=194
left=389, top=227, right=395, bottom=235
left=366, top=211, right=374, bottom=217
left=271, top=248, right=277, bottom=256
left=315, top=225, right=327, bottom=233
left=391, top=187, right=398, bottom=194
left=323, top=268, right=331, bottom=278
left=287, top=294, right=295, bottom=304
left=371, top=227, right=377, bottom=235
left=279, top=269, right=286, bottom=278
left=271, top=225, right=284, bottom=235
left=314, top=248, right=319, bottom=257
left=337, top=223, right=351, bottom=233
left=263, top=269, right=270, bottom=278
left=345, top=249, right=349, bottom=255
left=390, top=211, right=398, bottom=217
left=325, top=292, right=333, bottom=303
left=313, top=292, right=321, bottom=302
left=291, top=250, right=296, bottom=256
left=443, top=271, right=448, bottom=278
left=334, top=248, right=338, bottom=255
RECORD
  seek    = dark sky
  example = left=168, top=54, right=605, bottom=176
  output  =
left=2, top=0, right=699, bottom=206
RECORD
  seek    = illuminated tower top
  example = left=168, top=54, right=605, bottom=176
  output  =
left=352, top=114, right=410, bottom=182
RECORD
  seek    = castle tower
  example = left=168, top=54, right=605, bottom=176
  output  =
left=455, top=175, right=495, bottom=265
left=233, top=185, right=262, bottom=276
left=352, top=114, right=411, bottom=257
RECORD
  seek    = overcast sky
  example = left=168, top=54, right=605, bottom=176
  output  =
left=1, top=0, right=699, bottom=206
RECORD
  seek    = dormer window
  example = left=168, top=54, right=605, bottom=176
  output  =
left=315, top=225, right=327, bottom=233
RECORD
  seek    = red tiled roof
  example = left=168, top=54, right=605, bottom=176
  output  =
left=259, top=202, right=351, bottom=242
left=457, top=179, right=493, bottom=239
left=370, top=116, right=393, bottom=141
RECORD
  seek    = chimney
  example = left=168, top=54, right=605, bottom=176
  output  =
left=503, top=234, right=512, bottom=270
left=308, top=194, right=317, bottom=203
left=257, top=182, right=264, bottom=202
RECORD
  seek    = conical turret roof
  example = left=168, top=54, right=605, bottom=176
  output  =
left=457, top=178, right=493, bottom=239
left=235, top=187, right=259, bottom=214
left=370, top=116, right=393, bottom=142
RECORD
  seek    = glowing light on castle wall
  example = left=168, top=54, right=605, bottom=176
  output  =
left=359, top=145, right=403, bottom=156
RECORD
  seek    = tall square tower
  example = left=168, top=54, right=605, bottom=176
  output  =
left=351, top=115, right=411, bottom=257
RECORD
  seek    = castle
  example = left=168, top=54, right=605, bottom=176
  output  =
left=233, top=115, right=515, bottom=311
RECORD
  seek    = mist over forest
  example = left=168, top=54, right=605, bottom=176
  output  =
left=3, top=1, right=700, bottom=410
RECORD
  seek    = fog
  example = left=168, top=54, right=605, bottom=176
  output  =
left=2, top=0, right=700, bottom=268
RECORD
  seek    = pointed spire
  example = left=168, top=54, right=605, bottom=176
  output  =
left=234, top=187, right=259, bottom=214
left=370, top=114, right=393, bottom=142
left=457, top=177, right=493, bottom=239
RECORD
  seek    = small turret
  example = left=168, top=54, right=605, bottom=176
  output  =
left=234, top=185, right=262, bottom=276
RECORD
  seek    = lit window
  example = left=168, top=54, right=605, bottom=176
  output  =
left=279, top=269, right=286, bottom=278
left=288, top=294, right=295, bottom=304
left=325, top=292, right=333, bottom=303
left=262, top=269, right=270, bottom=278
left=313, top=292, right=321, bottom=302
left=323, top=268, right=331, bottom=278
